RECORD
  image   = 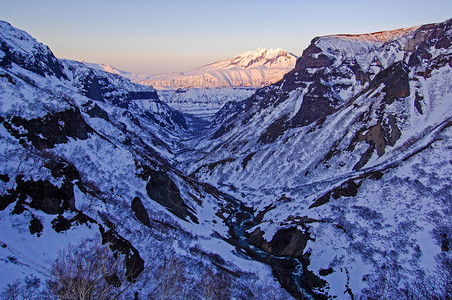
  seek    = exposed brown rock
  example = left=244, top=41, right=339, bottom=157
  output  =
left=358, top=122, right=385, bottom=156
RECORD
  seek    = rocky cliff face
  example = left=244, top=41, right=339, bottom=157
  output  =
left=0, top=21, right=66, bottom=79
left=207, top=20, right=451, bottom=146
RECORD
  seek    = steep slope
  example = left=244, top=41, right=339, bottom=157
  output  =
left=0, top=21, right=291, bottom=299
left=181, top=19, right=452, bottom=298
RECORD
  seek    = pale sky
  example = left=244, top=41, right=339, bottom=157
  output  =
left=1, top=0, right=451, bottom=74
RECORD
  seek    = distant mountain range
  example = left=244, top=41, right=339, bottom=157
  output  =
left=85, top=48, right=297, bottom=89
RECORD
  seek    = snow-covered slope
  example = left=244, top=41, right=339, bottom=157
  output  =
left=82, top=61, right=149, bottom=82
left=157, top=87, right=256, bottom=119
left=138, top=48, right=297, bottom=89
left=0, top=20, right=290, bottom=299
left=178, top=19, right=452, bottom=298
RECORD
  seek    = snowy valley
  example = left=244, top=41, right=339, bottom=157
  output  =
left=86, top=48, right=297, bottom=119
left=0, top=18, right=451, bottom=300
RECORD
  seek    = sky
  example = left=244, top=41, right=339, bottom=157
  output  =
left=1, top=0, right=451, bottom=74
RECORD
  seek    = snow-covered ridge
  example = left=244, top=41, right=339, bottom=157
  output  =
left=312, top=19, right=451, bottom=72
left=82, top=61, right=148, bottom=81
left=328, top=25, right=421, bottom=43
left=0, top=20, right=42, bottom=54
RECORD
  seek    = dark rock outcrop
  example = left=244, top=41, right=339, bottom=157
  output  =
left=0, top=187, right=19, bottom=211
left=86, top=103, right=110, bottom=121
left=310, top=179, right=360, bottom=209
left=51, top=215, right=72, bottom=233
left=81, top=70, right=103, bottom=101
left=15, top=176, right=75, bottom=214
left=100, top=227, right=145, bottom=281
left=247, top=227, right=309, bottom=258
left=3, top=108, right=93, bottom=150
left=408, top=18, right=452, bottom=66
left=145, top=170, right=198, bottom=223
left=29, top=217, right=43, bottom=236
left=126, top=91, right=159, bottom=101
left=45, top=160, right=81, bottom=182
left=370, top=61, right=410, bottom=104
left=0, top=174, right=10, bottom=182
left=131, top=197, right=151, bottom=227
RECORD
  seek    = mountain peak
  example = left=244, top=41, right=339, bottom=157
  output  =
left=0, top=20, right=66, bottom=79
left=207, top=48, right=297, bottom=70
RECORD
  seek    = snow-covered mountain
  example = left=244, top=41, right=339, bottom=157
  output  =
left=137, top=48, right=297, bottom=89
left=178, top=19, right=452, bottom=298
left=82, top=61, right=146, bottom=81
left=0, top=20, right=290, bottom=299
left=1, top=18, right=452, bottom=300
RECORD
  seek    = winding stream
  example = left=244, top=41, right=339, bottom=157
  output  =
left=223, top=196, right=320, bottom=300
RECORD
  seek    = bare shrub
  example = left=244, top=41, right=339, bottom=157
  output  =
left=150, top=256, right=185, bottom=300
left=0, top=275, right=51, bottom=300
left=198, top=268, right=232, bottom=300
left=47, top=237, right=135, bottom=300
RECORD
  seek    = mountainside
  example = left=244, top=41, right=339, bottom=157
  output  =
left=178, top=19, right=452, bottom=298
left=82, top=62, right=257, bottom=119
left=137, top=48, right=297, bottom=89
left=0, top=20, right=290, bottom=299
left=1, top=18, right=452, bottom=300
